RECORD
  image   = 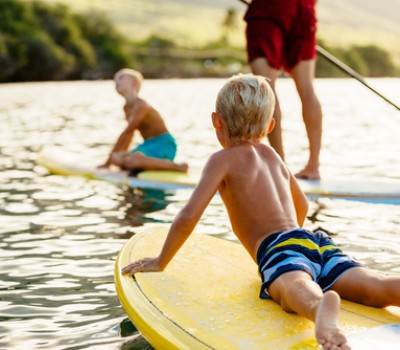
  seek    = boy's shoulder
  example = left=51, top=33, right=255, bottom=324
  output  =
left=124, top=97, right=148, bottom=108
left=124, top=98, right=151, bottom=115
left=210, top=143, right=286, bottom=172
left=212, top=142, right=274, bottom=157
left=204, top=148, right=234, bottom=172
left=207, top=143, right=272, bottom=168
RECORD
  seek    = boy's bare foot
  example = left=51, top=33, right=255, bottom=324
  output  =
left=174, top=163, right=189, bottom=172
left=315, top=291, right=350, bottom=350
left=295, top=167, right=320, bottom=180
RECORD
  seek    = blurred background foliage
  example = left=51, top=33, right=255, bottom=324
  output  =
left=0, top=0, right=130, bottom=81
left=0, top=0, right=398, bottom=82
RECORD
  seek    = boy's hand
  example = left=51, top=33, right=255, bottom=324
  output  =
left=97, top=160, right=112, bottom=169
left=121, top=257, right=163, bottom=276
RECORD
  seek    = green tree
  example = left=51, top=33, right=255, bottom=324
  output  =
left=338, top=48, right=369, bottom=76
left=32, top=1, right=96, bottom=77
left=140, top=35, right=176, bottom=49
left=75, top=10, right=131, bottom=78
left=0, top=0, right=131, bottom=82
left=354, top=45, right=396, bottom=77
left=220, top=8, right=239, bottom=44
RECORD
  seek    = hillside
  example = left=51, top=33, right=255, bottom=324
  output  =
left=41, top=0, right=400, bottom=63
left=318, top=0, right=400, bottom=62
left=2, top=0, right=397, bottom=81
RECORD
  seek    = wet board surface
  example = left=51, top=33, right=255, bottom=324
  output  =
left=114, top=226, right=400, bottom=350
left=37, top=146, right=400, bottom=204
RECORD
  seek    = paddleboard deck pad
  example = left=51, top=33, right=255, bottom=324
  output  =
left=115, top=226, right=400, bottom=349
left=37, top=146, right=400, bottom=204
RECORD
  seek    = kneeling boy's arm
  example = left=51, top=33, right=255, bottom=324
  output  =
left=105, top=104, right=147, bottom=159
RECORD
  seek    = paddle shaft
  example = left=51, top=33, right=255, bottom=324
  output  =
left=236, top=0, right=400, bottom=111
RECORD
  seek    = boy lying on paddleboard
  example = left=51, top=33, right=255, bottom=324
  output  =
left=122, top=74, right=400, bottom=350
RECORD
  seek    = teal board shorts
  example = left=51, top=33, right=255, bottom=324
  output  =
left=256, top=228, right=362, bottom=299
left=130, top=133, right=177, bottom=161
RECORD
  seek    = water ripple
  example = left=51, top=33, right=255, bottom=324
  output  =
left=0, top=79, right=399, bottom=350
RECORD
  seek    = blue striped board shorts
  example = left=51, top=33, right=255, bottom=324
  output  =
left=130, top=133, right=177, bottom=161
left=256, top=228, right=362, bottom=299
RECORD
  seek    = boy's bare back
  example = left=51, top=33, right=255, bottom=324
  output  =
left=200, top=140, right=308, bottom=260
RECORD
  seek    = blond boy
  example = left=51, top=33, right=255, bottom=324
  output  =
left=122, top=74, right=400, bottom=349
left=99, top=68, right=188, bottom=172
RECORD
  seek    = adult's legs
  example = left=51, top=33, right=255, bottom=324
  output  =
left=110, top=152, right=188, bottom=172
left=268, top=271, right=350, bottom=349
left=250, top=57, right=285, bottom=160
left=291, top=59, right=322, bottom=179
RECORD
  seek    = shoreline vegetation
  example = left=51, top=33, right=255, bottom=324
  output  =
left=1, top=0, right=399, bottom=83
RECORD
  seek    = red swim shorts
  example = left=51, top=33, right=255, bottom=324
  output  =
left=245, top=0, right=317, bottom=71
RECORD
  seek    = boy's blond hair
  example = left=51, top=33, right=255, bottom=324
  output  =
left=114, top=68, right=144, bottom=91
left=216, top=74, right=275, bottom=140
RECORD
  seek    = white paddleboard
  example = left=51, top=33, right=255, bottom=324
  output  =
left=37, top=146, right=400, bottom=204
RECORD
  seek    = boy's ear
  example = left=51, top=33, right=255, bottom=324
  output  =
left=132, top=79, right=140, bottom=90
left=212, top=112, right=223, bottom=130
left=266, top=118, right=276, bottom=134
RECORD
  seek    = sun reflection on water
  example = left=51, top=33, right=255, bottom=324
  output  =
left=0, top=78, right=399, bottom=349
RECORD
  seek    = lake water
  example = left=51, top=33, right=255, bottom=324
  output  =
left=1, top=78, right=399, bottom=350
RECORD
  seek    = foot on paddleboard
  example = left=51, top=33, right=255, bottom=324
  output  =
left=175, top=163, right=189, bottom=172
left=295, top=167, right=320, bottom=180
left=315, top=291, right=350, bottom=350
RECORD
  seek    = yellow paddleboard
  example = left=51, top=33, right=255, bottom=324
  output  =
left=36, top=146, right=199, bottom=189
left=115, top=226, right=400, bottom=350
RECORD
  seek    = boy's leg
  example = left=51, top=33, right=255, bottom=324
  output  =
left=250, top=57, right=285, bottom=160
left=268, top=270, right=350, bottom=349
left=330, top=266, right=400, bottom=307
left=290, top=59, right=322, bottom=180
left=111, top=151, right=188, bottom=172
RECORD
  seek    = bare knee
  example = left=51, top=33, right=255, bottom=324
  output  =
left=111, top=152, right=143, bottom=170
left=269, top=273, right=321, bottom=315
left=110, top=152, right=126, bottom=167
left=124, top=153, right=145, bottom=170
left=279, top=293, right=296, bottom=313
left=268, top=285, right=293, bottom=313
left=297, top=88, right=321, bottom=114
